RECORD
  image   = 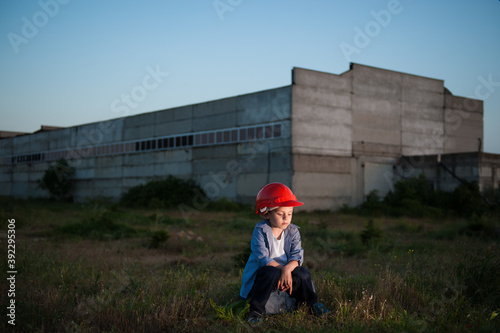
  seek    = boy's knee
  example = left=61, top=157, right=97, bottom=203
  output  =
left=259, top=265, right=281, bottom=278
left=292, top=266, right=311, bottom=280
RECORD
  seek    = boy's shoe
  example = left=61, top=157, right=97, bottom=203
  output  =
left=246, top=311, right=263, bottom=323
left=312, top=302, right=331, bottom=316
left=246, top=315, right=263, bottom=323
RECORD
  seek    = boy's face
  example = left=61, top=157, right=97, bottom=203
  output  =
left=267, top=206, right=294, bottom=230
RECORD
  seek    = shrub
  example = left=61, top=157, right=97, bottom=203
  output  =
left=360, top=219, right=382, bottom=246
left=38, top=159, right=75, bottom=200
left=121, top=175, right=206, bottom=208
left=149, top=229, right=170, bottom=249
left=449, top=181, right=486, bottom=217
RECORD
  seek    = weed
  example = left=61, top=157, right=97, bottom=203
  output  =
left=57, top=205, right=137, bottom=239
left=149, top=229, right=170, bottom=249
left=360, top=219, right=382, bottom=246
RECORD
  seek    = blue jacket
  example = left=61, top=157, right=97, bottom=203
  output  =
left=239, top=220, right=304, bottom=299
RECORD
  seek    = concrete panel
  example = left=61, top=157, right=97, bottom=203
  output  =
left=0, top=168, right=12, bottom=182
left=123, top=153, right=155, bottom=166
left=10, top=182, right=29, bottom=197
left=402, top=89, right=443, bottom=107
left=193, top=145, right=238, bottom=160
left=122, top=177, right=149, bottom=188
left=0, top=182, right=11, bottom=196
left=236, top=87, right=292, bottom=126
left=12, top=135, right=31, bottom=154
left=154, top=161, right=192, bottom=177
left=294, top=172, right=352, bottom=197
left=480, top=166, right=492, bottom=177
left=156, top=105, right=193, bottom=123
left=0, top=139, right=13, bottom=156
left=48, top=128, right=74, bottom=150
left=353, top=127, right=400, bottom=146
left=445, top=95, right=483, bottom=113
left=402, top=103, right=443, bottom=122
left=352, top=63, right=402, bottom=87
left=29, top=132, right=50, bottom=152
left=402, top=132, right=445, bottom=155
left=124, top=112, right=156, bottom=128
left=198, top=173, right=237, bottom=200
left=401, top=73, right=444, bottom=92
left=293, top=67, right=351, bottom=92
left=154, top=119, right=192, bottom=137
left=352, top=96, right=400, bottom=118
left=402, top=118, right=444, bottom=135
left=293, top=103, right=351, bottom=125
left=123, top=125, right=155, bottom=141
left=353, top=112, right=400, bottom=130
left=75, top=168, right=95, bottom=179
left=122, top=165, right=156, bottom=178
left=364, top=162, right=394, bottom=197
left=269, top=152, right=291, bottom=173
left=193, top=111, right=237, bottom=132
left=155, top=149, right=191, bottom=163
left=444, top=137, right=481, bottom=153
left=237, top=173, right=270, bottom=198
left=352, top=142, right=401, bottom=156
left=267, top=172, right=292, bottom=187
left=294, top=154, right=351, bottom=173
left=293, top=86, right=351, bottom=109
left=293, top=121, right=352, bottom=156
left=193, top=97, right=237, bottom=117
left=352, top=81, right=401, bottom=100
left=293, top=172, right=352, bottom=210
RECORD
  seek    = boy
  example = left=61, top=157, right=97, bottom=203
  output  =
left=240, top=182, right=330, bottom=322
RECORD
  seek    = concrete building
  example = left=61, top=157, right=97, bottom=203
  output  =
left=1, top=63, right=498, bottom=210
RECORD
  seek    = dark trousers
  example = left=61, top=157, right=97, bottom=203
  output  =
left=248, top=265, right=318, bottom=316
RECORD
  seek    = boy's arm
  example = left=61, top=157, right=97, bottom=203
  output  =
left=268, top=260, right=298, bottom=294
left=251, top=227, right=274, bottom=267
left=288, top=228, right=304, bottom=265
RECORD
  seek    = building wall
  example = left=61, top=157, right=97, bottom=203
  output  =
left=0, top=64, right=489, bottom=211
left=0, top=86, right=293, bottom=203
left=395, top=152, right=500, bottom=193
left=290, top=64, right=484, bottom=211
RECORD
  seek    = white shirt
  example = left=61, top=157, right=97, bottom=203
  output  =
left=270, top=234, right=288, bottom=266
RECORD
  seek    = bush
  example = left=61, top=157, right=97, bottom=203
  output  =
left=359, top=219, right=382, bottom=246
left=149, top=229, right=170, bottom=249
left=121, top=175, right=206, bottom=209
left=449, top=181, right=486, bottom=217
left=38, top=159, right=75, bottom=200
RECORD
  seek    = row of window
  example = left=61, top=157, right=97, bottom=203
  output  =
left=0, top=123, right=283, bottom=165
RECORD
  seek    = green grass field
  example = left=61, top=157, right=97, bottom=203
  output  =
left=1, top=197, right=499, bottom=332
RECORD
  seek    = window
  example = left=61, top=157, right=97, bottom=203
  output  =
left=240, top=128, right=247, bottom=140
left=274, top=124, right=281, bottom=138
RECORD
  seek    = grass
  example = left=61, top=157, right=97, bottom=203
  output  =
left=0, top=197, right=499, bottom=332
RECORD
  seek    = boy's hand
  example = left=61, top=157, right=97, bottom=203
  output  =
left=277, top=261, right=298, bottom=295
left=278, top=266, right=294, bottom=294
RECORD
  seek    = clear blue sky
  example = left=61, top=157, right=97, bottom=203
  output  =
left=1, top=0, right=499, bottom=153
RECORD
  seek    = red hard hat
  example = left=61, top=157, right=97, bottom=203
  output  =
left=255, top=183, right=303, bottom=214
